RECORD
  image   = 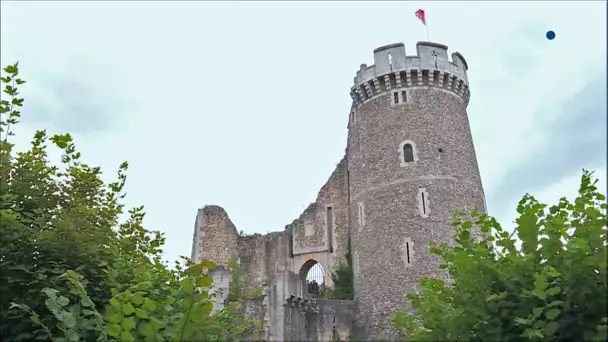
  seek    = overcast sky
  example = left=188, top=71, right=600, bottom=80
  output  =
left=1, top=1, right=606, bottom=264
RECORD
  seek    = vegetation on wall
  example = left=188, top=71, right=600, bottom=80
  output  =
left=227, top=255, right=264, bottom=302
left=393, top=170, right=608, bottom=341
left=0, top=63, right=257, bottom=341
left=324, top=239, right=354, bottom=300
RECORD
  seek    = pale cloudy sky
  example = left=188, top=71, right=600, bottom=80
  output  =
left=1, top=1, right=606, bottom=264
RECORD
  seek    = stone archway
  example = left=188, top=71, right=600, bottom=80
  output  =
left=298, top=259, right=325, bottom=298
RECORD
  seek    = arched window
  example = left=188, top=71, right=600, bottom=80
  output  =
left=399, top=140, right=418, bottom=166
left=403, top=144, right=414, bottom=162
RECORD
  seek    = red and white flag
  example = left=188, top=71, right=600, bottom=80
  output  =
left=415, top=9, right=426, bottom=25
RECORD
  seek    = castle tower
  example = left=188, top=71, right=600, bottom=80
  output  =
left=347, top=42, right=486, bottom=339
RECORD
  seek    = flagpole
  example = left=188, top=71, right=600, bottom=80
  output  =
left=415, top=9, right=430, bottom=42
left=426, top=14, right=430, bottom=42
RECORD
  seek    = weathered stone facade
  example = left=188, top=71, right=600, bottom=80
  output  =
left=190, top=41, right=486, bottom=341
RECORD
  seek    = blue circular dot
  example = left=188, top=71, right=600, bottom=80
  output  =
left=546, top=30, right=555, bottom=40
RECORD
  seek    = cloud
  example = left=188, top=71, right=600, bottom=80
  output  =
left=20, top=66, right=131, bottom=135
left=488, top=73, right=607, bottom=210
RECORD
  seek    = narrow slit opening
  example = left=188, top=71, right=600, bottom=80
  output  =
left=421, top=192, right=426, bottom=214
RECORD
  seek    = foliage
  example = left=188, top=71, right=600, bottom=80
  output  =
left=324, top=239, right=354, bottom=300
left=11, top=262, right=253, bottom=342
left=0, top=63, right=256, bottom=341
left=392, top=170, right=608, bottom=341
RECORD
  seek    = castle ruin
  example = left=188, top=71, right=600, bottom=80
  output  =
left=190, top=40, right=486, bottom=341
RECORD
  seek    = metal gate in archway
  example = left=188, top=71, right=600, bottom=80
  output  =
left=301, top=261, right=325, bottom=297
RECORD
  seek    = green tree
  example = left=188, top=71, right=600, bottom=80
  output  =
left=324, top=239, right=354, bottom=300
left=392, top=170, right=608, bottom=341
left=0, top=63, right=258, bottom=341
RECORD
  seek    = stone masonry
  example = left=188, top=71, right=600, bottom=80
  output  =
left=190, top=41, right=486, bottom=341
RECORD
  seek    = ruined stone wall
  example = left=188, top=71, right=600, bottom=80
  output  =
left=284, top=296, right=356, bottom=341
left=193, top=155, right=354, bottom=341
left=288, top=155, right=351, bottom=284
left=237, top=234, right=267, bottom=292
left=192, top=205, right=239, bottom=268
left=241, top=300, right=267, bottom=341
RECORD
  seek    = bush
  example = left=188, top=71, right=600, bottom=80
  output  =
left=0, top=63, right=258, bottom=341
left=393, top=170, right=607, bottom=341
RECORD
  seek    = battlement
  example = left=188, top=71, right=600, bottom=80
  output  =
left=350, top=41, right=470, bottom=107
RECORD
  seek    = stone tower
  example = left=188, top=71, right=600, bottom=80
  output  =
left=346, top=41, right=486, bottom=339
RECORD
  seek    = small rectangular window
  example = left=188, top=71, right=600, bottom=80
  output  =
left=401, top=90, right=407, bottom=102
left=393, top=92, right=399, bottom=104
left=406, top=242, right=411, bottom=264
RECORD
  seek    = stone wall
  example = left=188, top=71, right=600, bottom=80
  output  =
left=284, top=296, right=356, bottom=341
left=191, top=40, right=484, bottom=340
left=192, top=205, right=239, bottom=268
left=192, top=156, right=353, bottom=341
left=241, top=300, right=267, bottom=341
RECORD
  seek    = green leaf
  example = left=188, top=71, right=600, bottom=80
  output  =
left=122, top=302, right=135, bottom=315
left=65, top=329, right=79, bottom=342
left=186, top=263, right=204, bottom=277
left=135, top=308, right=149, bottom=319
left=130, top=294, right=144, bottom=305
left=122, top=316, right=136, bottom=331
left=107, top=314, right=121, bottom=323
left=182, top=278, right=193, bottom=292
left=107, top=324, right=121, bottom=338
left=109, top=298, right=120, bottom=307
left=150, top=317, right=166, bottom=329
left=143, top=298, right=157, bottom=312
left=547, top=300, right=564, bottom=307
left=138, top=322, right=155, bottom=338
left=532, top=288, right=546, bottom=300
left=61, top=312, right=77, bottom=328
left=534, top=274, right=548, bottom=292
left=471, top=207, right=479, bottom=217
left=545, top=308, right=561, bottom=320
left=533, top=307, right=544, bottom=318
left=56, top=296, right=70, bottom=307
left=196, top=275, right=213, bottom=287
left=120, top=331, right=135, bottom=342
left=42, top=288, right=60, bottom=298
left=201, top=260, right=217, bottom=270
left=545, top=321, right=559, bottom=336
left=546, top=287, right=561, bottom=296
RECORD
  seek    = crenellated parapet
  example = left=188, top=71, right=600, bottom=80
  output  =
left=350, top=41, right=470, bottom=108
